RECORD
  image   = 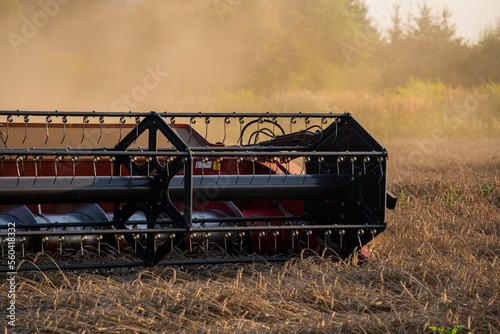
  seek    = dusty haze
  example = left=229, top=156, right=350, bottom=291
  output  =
left=0, top=0, right=268, bottom=111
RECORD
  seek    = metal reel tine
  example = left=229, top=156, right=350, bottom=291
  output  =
left=22, top=115, right=29, bottom=144
left=378, top=157, right=384, bottom=183
left=222, top=117, right=230, bottom=144
left=53, top=156, right=62, bottom=184
left=81, top=116, right=89, bottom=144
left=15, top=156, right=21, bottom=185
left=188, top=117, right=196, bottom=144
left=108, top=156, right=115, bottom=184
left=5, top=115, right=13, bottom=143
left=267, top=158, right=272, bottom=183
left=33, top=156, right=39, bottom=185
left=71, top=156, right=77, bottom=184
left=61, top=115, right=67, bottom=144
left=93, top=156, right=98, bottom=184
left=98, top=116, right=104, bottom=144
left=45, top=115, right=52, bottom=145
left=119, top=116, right=126, bottom=142
left=289, top=117, right=297, bottom=134
left=216, top=158, right=222, bottom=184
left=283, top=157, right=290, bottom=183
left=134, top=116, right=140, bottom=144
left=303, top=157, right=310, bottom=184
left=238, top=117, right=244, bottom=145
left=204, top=117, right=210, bottom=142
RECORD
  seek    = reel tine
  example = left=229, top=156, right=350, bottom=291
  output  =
left=371, top=229, right=376, bottom=252
left=5, top=115, right=13, bottom=143
left=45, top=115, right=52, bottom=145
left=238, top=117, right=244, bottom=145
left=81, top=116, right=89, bottom=144
left=53, top=156, right=62, bottom=184
left=363, top=157, right=370, bottom=177
left=204, top=117, right=210, bottom=142
left=188, top=117, right=196, bottom=144
left=377, top=157, right=384, bottom=183
left=303, top=157, right=310, bottom=184
left=16, top=156, right=21, bottom=185
left=318, top=156, right=324, bottom=175
left=189, top=233, right=194, bottom=253
left=216, top=158, right=222, bottom=184
left=273, top=230, right=279, bottom=255
left=59, top=236, right=64, bottom=256
left=239, top=231, right=244, bottom=254
left=357, top=229, right=364, bottom=249
left=119, top=116, right=126, bottom=141
left=71, top=156, right=77, bottom=184
left=201, top=157, right=206, bottom=183
left=283, top=157, right=290, bottom=183
left=289, top=117, right=297, bottom=134
left=267, top=157, right=275, bottom=183
left=166, top=157, right=170, bottom=178
left=224, top=232, right=230, bottom=254
left=255, top=117, right=264, bottom=144
left=324, top=230, right=331, bottom=253
left=33, top=156, right=38, bottom=185
left=108, top=156, right=115, bottom=184
left=98, top=116, right=105, bottom=144
left=97, top=235, right=102, bottom=255
left=61, top=115, right=67, bottom=144
left=93, top=156, right=99, bottom=184
left=272, top=116, right=277, bottom=137
left=351, top=157, right=357, bottom=177
left=22, top=115, right=29, bottom=144
left=236, top=157, right=241, bottom=183
left=222, top=117, right=230, bottom=144
left=129, top=157, right=134, bottom=184
left=205, top=232, right=210, bottom=255
left=170, top=233, right=176, bottom=253
left=134, top=116, right=140, bottom=144
left=80, top=236, right=85, bottom=256
left=332, top=119, right=338, bottom=144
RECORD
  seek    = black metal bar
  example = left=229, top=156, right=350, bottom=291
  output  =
left=183, top=153, right=193, bottom=227
left=0, top=148, right=386, bottom=157
left=0, top=174, right=351, bottom=204
left=0, top=110, right=348, bottom=118
left=0, top=224, right=384, bottom=237
left=0, top=216, right=310, bottom=229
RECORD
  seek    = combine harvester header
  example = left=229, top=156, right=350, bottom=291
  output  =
left=0, top=110, right=396, bottom=271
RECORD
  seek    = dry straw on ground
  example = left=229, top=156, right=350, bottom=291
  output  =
left=1, top=138, right=499, bottom=333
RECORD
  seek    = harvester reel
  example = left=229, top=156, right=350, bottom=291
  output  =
left=0, top=110, right=395, bottom=272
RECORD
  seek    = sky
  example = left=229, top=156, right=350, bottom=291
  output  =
left=366, top=0, right=500, bottom=43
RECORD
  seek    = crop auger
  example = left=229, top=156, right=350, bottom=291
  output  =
left=0, top=111, right=396, bottom=272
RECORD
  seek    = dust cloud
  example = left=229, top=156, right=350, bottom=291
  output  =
left=0, top=0, right=256, bottom=111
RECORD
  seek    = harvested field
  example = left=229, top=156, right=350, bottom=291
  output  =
left=2, top=138, right=499, bottom=333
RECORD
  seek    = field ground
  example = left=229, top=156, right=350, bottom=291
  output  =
left=1, top=138, right=499, bottom=333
